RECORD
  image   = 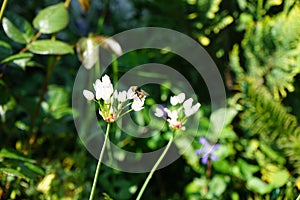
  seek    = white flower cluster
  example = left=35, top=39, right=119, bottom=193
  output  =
left=155, top=93, right=200, bottom=130
left=83, top=75, right=146, bottom=123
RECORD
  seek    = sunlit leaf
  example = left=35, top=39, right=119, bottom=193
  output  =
left=0, top=52, right=33, bottom=69
left=0, top=168, right=28, bottom=179
left=37, top=173, right=56, bottom=194
left=0, top=148, right=34, bottom=163
left=2, top=13, right=34, bottom=44
left=27, top=40, right=74, bottom=55
left=33, top=3, right=69, bottom=34
left=246, top=177, right=273, bottom=194
left=261, top=164, right=290, bottom=187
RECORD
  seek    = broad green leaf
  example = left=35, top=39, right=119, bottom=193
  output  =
left=261, top=165, right=290, bottom=187
left=27, top=40, right=74, bottom=55
left=0, top=52, right=33, bottom=69
left=2, top=13, right=34, bottom=44
left=0, top=40, right=12, bottom=60
left=33, top=3, right=69, bottom=34
left=247, top=177, right=273, bottom=194
left=0, top=148, right=34, bottom=163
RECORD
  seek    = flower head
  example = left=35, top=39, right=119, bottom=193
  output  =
left=83, top=75, right=147, bottom=122
left=195, top=137, right=220, bottom=165
left=155, top=92, right=200, bottom=130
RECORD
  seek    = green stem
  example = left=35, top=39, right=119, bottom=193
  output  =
left=0, top=0, right=8, bottom=21
left=118, top=108, right=133, bottom=119
left=28, top=56, right=58, bottom=146
left=96, top=0, right=108, bottom=34
left=89, top=123, right=111, bottom=200
left=112, top=55, right=118, bottom=85
left=136, top=134, right=174, bottom=200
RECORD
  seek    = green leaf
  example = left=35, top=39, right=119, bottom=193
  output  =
left=46, top=85, right=73, bottom=119
left=27, top=40, right=74, bottom=55
left=0, top=40, right=12, bottom=60
left=0, top=149, right=34, bottom=163
left=33, top=3, right=69, bottom=34
left=0, top=52, right=33, bottom=69
left=185, top=177, right=208, bottom=198
left=0, top=168, right=29, bottom=179
left=24, top=163, right=44, bottom=176
left=2, top=13, right=34, bottom=44
left=247, top=177, right=273, bottom=194
left=261, top=165, right=290, bottom=187
left=260, top=142, right=286, bottom=164
left=210, top=107, right=238, bottom=133
left=207, top=175, right=229, bottom=197
left=237, top=159, right=260, bottom=180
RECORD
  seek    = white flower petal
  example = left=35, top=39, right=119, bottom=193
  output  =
left=113, top=90, right=118, bottom=99
left=184, top=102, right=201, bottom=117
left=170, top=96, right=178, bottom=106
left=83, top=90, right=94, bottom=100
left=118, top=91, right=127, bottom=102
left=154, top=107, right=164, bottom=117
left=101, top=74, right=111, bottom=86
left=102, top=37, right=123, bottom=56
left=98, top=75, right=113, bottom=101
left=132, top=99, right=144, bottom=111
left=183, top=98, right=193, bottom=109
left=127, top=87, right=135, bottom=99
left=192, top=102, right=201, bottom=112
left=93, top=79, right=102, bottom=100
left=177, top=93, right=185, bottom=103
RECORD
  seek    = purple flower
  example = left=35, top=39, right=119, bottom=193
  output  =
left=195, top=137, right=220, bottom=165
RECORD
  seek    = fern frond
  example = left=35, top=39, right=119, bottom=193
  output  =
left=237, top=4, right=300, bottom=100
left=240, top=79, right=300, bottom=174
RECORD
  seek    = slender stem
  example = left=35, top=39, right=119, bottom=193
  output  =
left=28, top=56, right=59, bottom=146
left=118, top=108, right=133, bottom=119
left=89, top=123, right=111, bottom=200
left=206, top=159, right=212, bottom=178
left=20, top=31, right=42, bottom=53
left=296, top=194, right=300, bottom=200
left=96, top=0, right=108, bottom=34
left=136, top=134, right=174, bottom=200
left=112, top=55, right=118, bottom=85
left=0, top=0, right=8, bottom=21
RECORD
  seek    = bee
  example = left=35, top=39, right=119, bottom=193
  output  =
left=130, top=86, right=149, bottom=100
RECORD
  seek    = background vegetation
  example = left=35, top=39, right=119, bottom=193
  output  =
left=0, top=0, right=300, bottom=199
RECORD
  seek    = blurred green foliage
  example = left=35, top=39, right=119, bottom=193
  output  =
left=0, top=0, right=300, bottom=199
